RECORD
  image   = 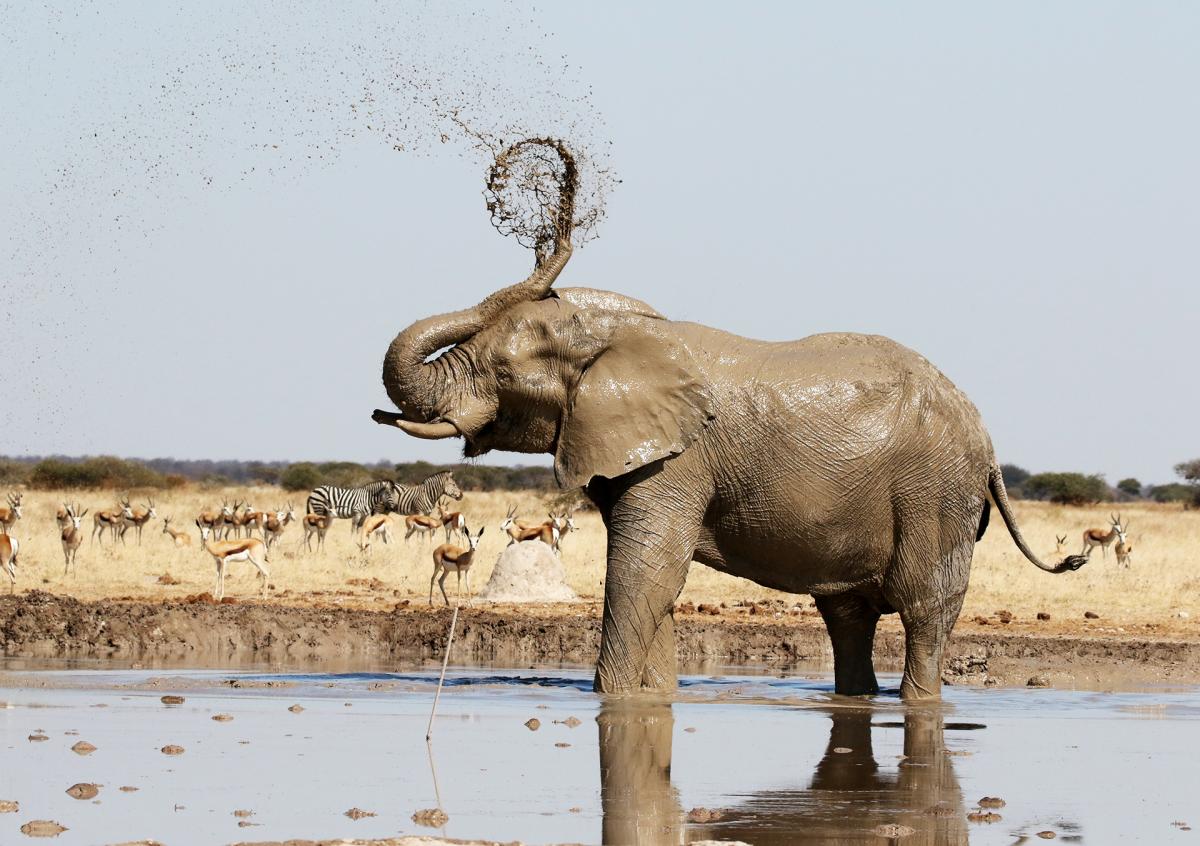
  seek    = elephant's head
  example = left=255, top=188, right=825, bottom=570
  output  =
left=375, top=140, right=714, bottom=489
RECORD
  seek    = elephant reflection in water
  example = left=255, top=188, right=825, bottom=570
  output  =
left=597, top=700, right=968, bottom=846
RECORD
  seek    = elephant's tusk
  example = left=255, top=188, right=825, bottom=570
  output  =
left=371, top=410, right=460, bottom=440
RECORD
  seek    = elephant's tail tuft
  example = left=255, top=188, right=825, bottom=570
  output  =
left=987, top=466, right=1088, bottom=574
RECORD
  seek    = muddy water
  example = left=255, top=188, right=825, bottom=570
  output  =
left=1, top=661, right=1197, bottom=845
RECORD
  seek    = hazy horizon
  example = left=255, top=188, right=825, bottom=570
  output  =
left=3, top=2, right=1198, bottom=485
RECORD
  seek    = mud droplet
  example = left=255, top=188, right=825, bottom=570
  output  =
left=19, top=820, right=68, bottom=837
left=288, top=704, right=305, bottom=713
left=28, top=734, right=48, bottom=743
left=524, top=718, right=540, bottom=731
left=70, top=741, right=96, bottom=756
left=65, top=784, right=98, bottom=800
left=118, top=786, right=138, bottom=793
left=212, top=714, right=233, bottom=722
left=160, top=695, right=185, bottom=705
left=233, top=810, right=253, bottom=818
left=1084, top=611, right=1100, bottom=619
left=872, top=824, right=915, bottom=838
left=1037, top=611, right=1051, bottom=621
left=554, top=742, right=571, bottom=748
left=968, top=812, right=1003, bottom=823
left=412, top=807, right=449, bottom=827
left=978, top=796, right=1006, bottom=808
left=686, top=807, right=725, bottom=823
left=160, top=745, right=185, bottom=756
left=833, top=747, right=853, bottom=754
left=0, top=800, right=18, bottom=813
left=1037, top=832, right=1057, bottom=840
left=554, top=716, right=581, bottom=728
left=345, top=807, right=376, bottom=820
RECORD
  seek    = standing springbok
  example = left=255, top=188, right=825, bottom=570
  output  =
left=195, top=521, right=270, bottom=600
left=1115, top=522, right=1133, bottom=567
left=263, top=504, right=296, bottom=550
left=92, top=498, right=133, bottom=544
left=228, top=502, right=256, bottom=539
left=0, top=532, right=17, bottom=592
left=302, top=509, right=336, bottom=552
left=437, top=503, right=467, bottom=543
left=1081, top=513, right=1125, bottom=559
left=61, top=504, right=87, bottom=576
left=196, top=501, right=227, bottom=541
left=358, top=513, right=395, bottom=553
left=1053, top=534, right=1068, bottom=556
left=55, top=503, right=73, bottom=531
left=162, top=517, right=193, bottom=548
left=213, top=500, right=241, bottom=540
left=404, top=513, right=440, bottom=543
left=0, top=492, right=23, bottom=535
left=119, top=498, right=157, bottom=545
left=551, top=512, right=577, bottom=555
left=430, top=525, right=485, bottom=607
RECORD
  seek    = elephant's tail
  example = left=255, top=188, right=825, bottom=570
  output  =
left=987, top=466, right=1088, bottom=574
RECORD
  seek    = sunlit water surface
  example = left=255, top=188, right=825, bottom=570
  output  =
left=2, top=659, right=1197, bottom=845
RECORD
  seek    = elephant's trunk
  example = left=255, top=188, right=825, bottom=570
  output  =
left=380, top=138, right=579, bottom=428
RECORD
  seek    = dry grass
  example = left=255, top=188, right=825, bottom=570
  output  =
left=3, top=488, right=1197, bottom=624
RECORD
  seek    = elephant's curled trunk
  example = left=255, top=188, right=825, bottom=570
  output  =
left=380, top=138, right=579, bottom=429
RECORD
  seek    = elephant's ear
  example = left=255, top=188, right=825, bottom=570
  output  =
left=554, top=318, right=713, bottom=489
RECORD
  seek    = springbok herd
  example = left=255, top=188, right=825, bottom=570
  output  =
left=0, top=489, right=579, bottom=603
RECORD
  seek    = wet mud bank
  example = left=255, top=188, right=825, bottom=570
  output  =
left=2, top=591, right=1198, bottom=686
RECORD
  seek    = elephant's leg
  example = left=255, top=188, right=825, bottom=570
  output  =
left=815, top=594, right=881, bottom=696
left=593, top=475, right=704, bottom=695
left=886, top=537, right=972, bottom=701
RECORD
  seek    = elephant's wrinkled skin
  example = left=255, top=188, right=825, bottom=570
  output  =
left=374, top=146, right=1085, bottom=700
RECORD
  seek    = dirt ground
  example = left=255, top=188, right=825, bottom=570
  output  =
left=3, top=591, right=1199, bottom=691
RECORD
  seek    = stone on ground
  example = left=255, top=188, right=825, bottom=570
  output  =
left=478, top=541, right=577, bottom=603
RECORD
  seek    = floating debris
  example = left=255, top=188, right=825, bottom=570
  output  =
left=412, top=807, right=449, bottom=827
left=19, top=820, right=68, bottom=837
left=345, top=808, right=376, bottom=820
left=160, top=745, right=185, bottom=756
left=160, top=695, right=185, bottom=705
left=65, top=784, right=99, bottom=800
left=70, top=741, right=96, bottom=756
left=524, top=718, right=540, bottom=731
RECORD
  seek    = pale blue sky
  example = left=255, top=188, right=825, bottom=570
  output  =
left=2, top=2, right=1197, bottom=484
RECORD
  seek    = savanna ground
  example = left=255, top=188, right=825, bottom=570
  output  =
left=5, top=487, right=1197, bottom=640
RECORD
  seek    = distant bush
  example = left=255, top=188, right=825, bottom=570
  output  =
left=280, top=463, right=323, bottom=492
left=28, top=456, right=169, bottom=490
left=394, top=461, right=555, bottom=491
left=1024, top=472, right=1111, bottom=506
left=1000, top=463, right=1030, bottom=492
left=0, top=459, right=30, bottom=486
left=1116, top=478, right=1143, bottom=498
left=1175, top=458, right=1200, bottom=484
left=1149, top=483, right=1194, bottom=504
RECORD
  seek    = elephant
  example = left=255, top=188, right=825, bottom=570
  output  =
left=373, top=140, right=1086, bottom=700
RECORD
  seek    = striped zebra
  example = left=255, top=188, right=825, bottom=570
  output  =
left=305, top=472, right=462, bottom=532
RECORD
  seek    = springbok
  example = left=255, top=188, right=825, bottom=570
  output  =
left=263, top=504, right=296, bottom=549
left=430, top=525, right=485, bottom=607
left=229, top=502, right=256, bottom=539
left=55, top=502, right=73, bottom=531
left=241, top=506, right=273, bottom=540
left=550, top=512, right=576, bottom=554
left=302, top=509, right=336, bottom=552
left=214, top=500, right=241, bottom=540
left=437, top=503, right=467, bottom=543
left=0, top=492, right=23, bottom=535
left=162, top=517, right=193, bottom=548
left=196, top=520, right=270, bottom=600
left=0, top=532, right=17, bottom=591
left=1081, top=513, right=1125, bottom=559
left=92, top=498, right=133, bottom=544
left=500, top=505, right=557, bottom=547
left=404, top=513, right=440, bottom=543
left=358, top=513, right=395, bottom=553
left=61, top=504, right=87, bottom=576
left=196, top=501, right=226, bottom=540
left=120, top=498, right=158, bottom=545
left=1054, top=534, right=1068, bottom=556
left=1115, top=521, right=1133, bottom=567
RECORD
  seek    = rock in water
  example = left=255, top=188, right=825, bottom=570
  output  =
left=478, top=541, right=578, bottom=603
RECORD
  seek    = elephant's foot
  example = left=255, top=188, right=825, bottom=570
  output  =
left=816, top=594, right=881, bottom=696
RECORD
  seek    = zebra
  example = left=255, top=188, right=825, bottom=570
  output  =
left=305, top=472, right=463, bottom=533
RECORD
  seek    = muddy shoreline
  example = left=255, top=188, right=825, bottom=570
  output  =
left=2, top=591, right=1198, bottom=688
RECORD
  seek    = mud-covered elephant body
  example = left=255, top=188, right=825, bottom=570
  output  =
left=377, top=218, right=1084, bottom=700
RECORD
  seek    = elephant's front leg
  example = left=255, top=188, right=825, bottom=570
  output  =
left=594, top=481, right=703, bottom=694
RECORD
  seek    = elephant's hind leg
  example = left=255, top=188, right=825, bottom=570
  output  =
left=886, top=536, right=972, bottom=701
left=815, top=594, right=881, bottom=696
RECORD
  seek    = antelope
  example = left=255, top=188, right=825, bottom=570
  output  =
left=550, top=512, right=576, bottom=554
left=1081, top=513, right=1125, bottom=559
left=1054, top=535, right=1068, bottom=556
left=404, top=513, right=440, bottom=543
left=430, top=525, right=485, bottom=607
left=0, top=532, right=17, bottom=592
left=196, top=520, right=270, bottom=600
left=512, top=520, right=560, bottom=547
left=213, top=500, right=241, bottom=540
left=302, top=509, right=336, bottom=552
left=500, top=505, right=556, bottom=546
left=242, top=506, right=272, bottom=540
left=196, top=501, right=227, bottom=540
left=263, top=503, right=296, bottom=549
left=92, top=498, right=133, bottom=544
left=119, top=498, right=157, bottom=545
left=0, top=492, right=23, bottom=534
left=1115, top=522, right=1133, bottom=567
left=437, top=503, right=467, bottom=542
left=358, top=513, right=395, bottom=553
left=162, top=517, right=193, bottom=548
left=228, top=502, right=256, bottom=539
left=55, top=502, right=73, bottom=531
left=61, top=504, right=87, bottom=576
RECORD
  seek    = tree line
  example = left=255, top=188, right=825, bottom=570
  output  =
left=1001, top=460, right=1200, bottom=507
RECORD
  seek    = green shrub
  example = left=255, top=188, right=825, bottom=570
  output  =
left=1024, top=472, right=1111, bottom=506
left=28, top=456, right=168, bottom=490
left=0, top=459, right=30, bottom=486
left=1150, top=483, right=1195, bottom=504
left=1116, top=478, right=1143, bottom=498
left=280, top=463, right=323, bottom=492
